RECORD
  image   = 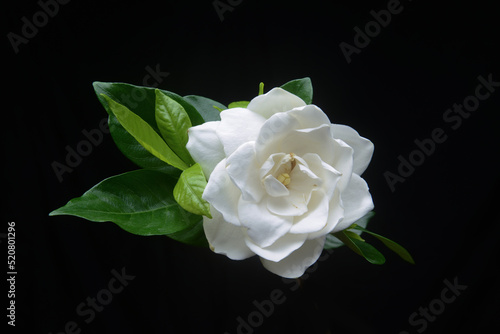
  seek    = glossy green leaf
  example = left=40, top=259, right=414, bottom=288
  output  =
left=281, top=77, right=313, bottom=104
left=93, top=82, right=203, bottom=172
left=333, top=230, right=386, bottom=265
left=107, top=115, right=180, bottom=176
left=323, top=211, right=375, bottom=250
left=93, top=82, right=204, bottom=126
left=101, top=95, right=188, bottom=170
left=49, top=170, right=204, bottom=243
left=349, top=225, right=415, bottom=264
left=350, top=239, right=386, bottom=265
left=173, top=163, right=211, bottom=218
left=155, top=90, right=194, bottom=165
left=345, top=230, right=365, bottom=242
left=183, top=95, right=226, bottom=121
left=167, top=217, right=208, bottom=247
left=228, top=101, right=250, bottom=109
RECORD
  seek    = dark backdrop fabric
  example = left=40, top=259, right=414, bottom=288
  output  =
left=4, top=0, right=500, bottom=333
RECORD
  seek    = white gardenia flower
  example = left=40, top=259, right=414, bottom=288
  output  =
left=186, top=87, right=374, bottom=278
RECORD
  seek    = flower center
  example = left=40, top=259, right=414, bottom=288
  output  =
left=276, top=153, right=296, bottom=187
left=277, top=173, right=291, bottom=186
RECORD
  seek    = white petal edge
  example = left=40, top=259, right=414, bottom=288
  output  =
left=247, top=87, right=306, bottom=119
left=280, top=125, right=337, bottom=166
left=186, top=121, right=225, bottom=178
left=308, top=188, right=345, bottom=239
left=203, top=206, right=254, bottom=260
left=226, top=141, right=265, bottom=203
left=202, top=159, right=241, bottom=226
left=267, top=191, right=309, bottom=217
left=326, top=211, right=372, bottom=246
left=289, top=190, right=329, bottom=234
left=287, top=105, right=331, bottom=129
left=217, top=108, right=266, bottom=157
left=244, top=232, right=307, bottom=262
left=300, top=153, right=342, bottom=200
left=331, top=124, right=374, bottom=175
left=255, top=111, right=300, bottom=164
left=238, top=198, right=293, bottom=248
left=330, top=138, right=354, bottom=192
left=260, top=237, right=326, bottom=278
left=263, top=175, right=289, bottom=197
left=286, top=162, right=323, bottom=195
left=260, top=153, right=287, bottom=180
left=331, top=174, right=374, bottom=233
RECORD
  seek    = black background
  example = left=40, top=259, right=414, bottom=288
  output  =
left=4, top=0, right=500, bottom=333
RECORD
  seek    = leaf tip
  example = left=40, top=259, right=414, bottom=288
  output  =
left=48, top=208, right=63, bottom=216
left=92, top=81, right=103, bottom=90
left=406, top=255, right=416, bottom=265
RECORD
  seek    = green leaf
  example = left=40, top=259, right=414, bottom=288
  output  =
left=93, top=82, right=204, bottom=126
left=281, top=77, right=313, bottom=104
left=228, top=101, right=250, bottom=109
left=173, top=163, right=211, bottom=218
left=107, top=116, right=180, bottom=176
left=324, top=234, right=343, bottom=250
left=333, top=230, right=386, bottom=265
left=101, top=95, right=189, bottom=171
left=93, top=82, right=204, bottom=172
left=349, top=225, right=415, bottom=264
left=345, top=230, right=365, bottom=242
left=323, top=211, right=375, bottom=250
left=183, top=95, right=226, bottom=121
left=167, top=218, right=208, bottom=247
left=49, top=170, right=205, bottom=243
left=155, top=89, right=194, bottom=165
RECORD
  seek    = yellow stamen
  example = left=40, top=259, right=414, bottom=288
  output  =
left=278, top=173, right=291, bottom=186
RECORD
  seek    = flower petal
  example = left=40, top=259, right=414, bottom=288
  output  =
left=288, top=105, right=331, bottom=129
left=186, top=121, right=225, bottom=178
left=308, top=189, right=345, bottom=239
left=287, top=162, right=323, bottom=196
left=255, top=112, right=300, bottom=163
left=202, top=159, right=241, bottom=226
left=326, top=211, right=371, bottom=246
left=330, top=138, right=354, bottom=191
left=238, top=198, right=293, bottom=248
left=331, top=174, right=374, bottom=233
left=331, top=124, right=374, bottom=175
left=263, top=175, right=290, bottom=197
left=203, top=206, right=254, bottom=260
left=280, top=125, right=337, bottom=165
left=260, top=153, right=286, bottom=180
left=217, top=108, right=266, bottom=156
left=245, top=232, right=307, bottom=262
left=301, top=153, right=342, bottom=200
left=260, top=237, right=326, bottom=278
left=247, top=87, right=306, bottom=119
left=267, top=191, right=309, bottom=217
left=226, top=141, right=265, bottom=203
left=289, top=190, right=329, bottom=234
